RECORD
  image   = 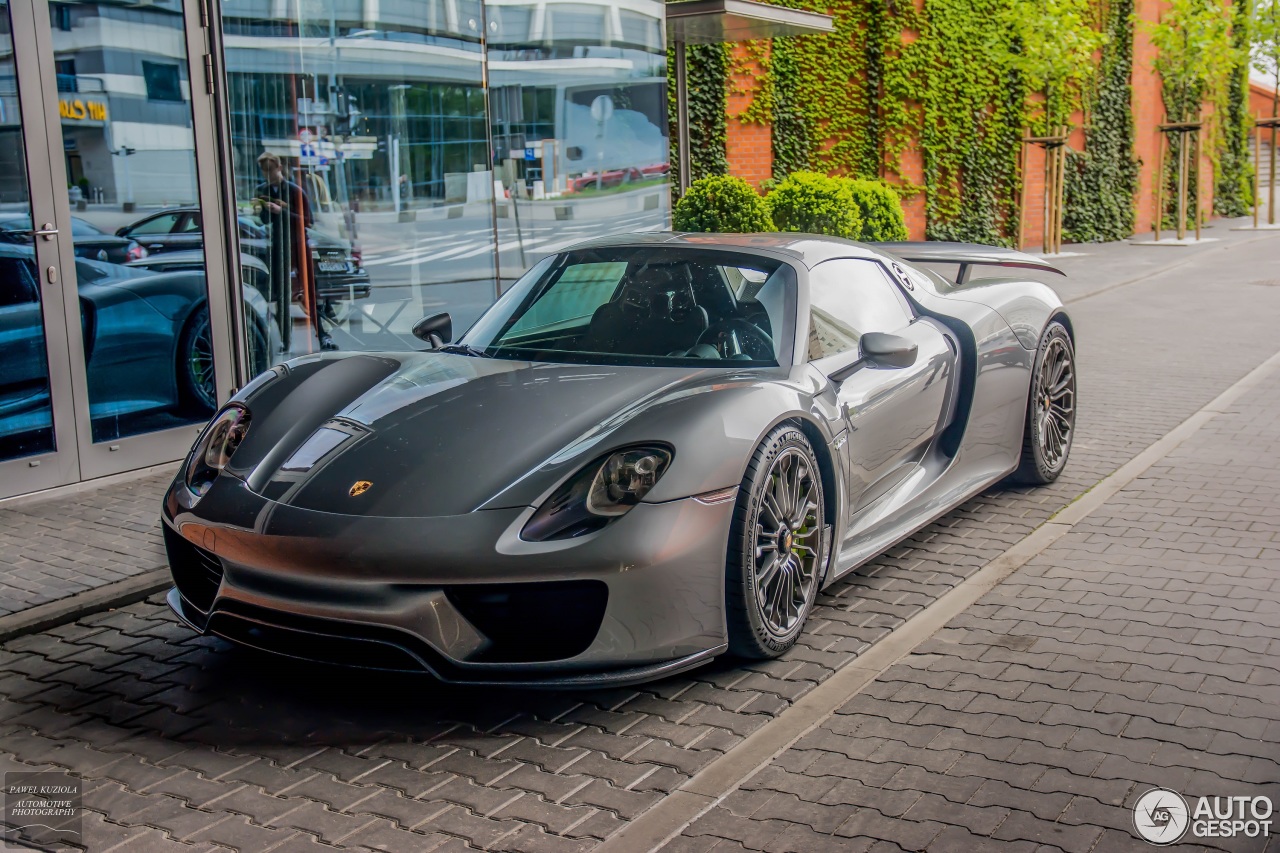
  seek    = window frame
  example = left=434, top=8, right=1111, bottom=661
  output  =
left=0, top=257, right=41, bottom=307
left=141, top=60, right=183, bottom=102
left=123, top=211, right=182, bottom=236
left=804, top=257, right=918, bottom=365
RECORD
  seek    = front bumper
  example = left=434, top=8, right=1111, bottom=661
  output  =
left=162, top=474, right=734, bottom=686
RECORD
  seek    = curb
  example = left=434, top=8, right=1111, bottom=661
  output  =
left=0, top=569, right=172, bottom=644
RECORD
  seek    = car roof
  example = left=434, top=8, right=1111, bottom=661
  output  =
left=561, top=232, right=885, bottom=269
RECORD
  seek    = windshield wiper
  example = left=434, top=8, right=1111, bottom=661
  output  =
left=438, top=343, right=492, bottom=358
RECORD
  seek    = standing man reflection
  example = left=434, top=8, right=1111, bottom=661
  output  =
left=255, top=153, right=333, bottom=351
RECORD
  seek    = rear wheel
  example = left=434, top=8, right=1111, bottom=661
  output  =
left=178, top=305, right=272, bottom=416
left=726, top=425, right=826, bottom=658
left=1013, top=320, right=1075, bottom=484
left=177, top=309, right=217, bottom=416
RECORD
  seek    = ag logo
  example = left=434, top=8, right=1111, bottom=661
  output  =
left=348, top=480, right=373, bottom=497
left=1134, top=788, right=1190, bottom=845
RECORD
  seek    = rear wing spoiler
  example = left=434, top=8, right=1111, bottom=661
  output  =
left=877, top=241, right=1065, bottom=283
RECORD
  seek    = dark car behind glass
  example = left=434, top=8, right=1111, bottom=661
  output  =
left=0, top=213, right=146, bottom=265
left=117, top=207, right=370, bottom=301
left=0, top=242, right=275, bottom=455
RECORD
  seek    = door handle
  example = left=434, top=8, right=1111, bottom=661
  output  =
left=33, top=223, right=58, bottom=240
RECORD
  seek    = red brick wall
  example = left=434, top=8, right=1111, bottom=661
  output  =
left=1131, top=0, right=1166, bottom=236
left=1251, top=81, right=1279, bottom=119
left=726, top=43, right=774, bottom=188
left=722, top=0, right=1239, bottom=245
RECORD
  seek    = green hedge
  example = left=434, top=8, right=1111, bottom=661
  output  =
left=846, top=179, right=909, bottom=241
left=765, top=171, right=863, bottom=238
left=673, top=173, right=908, bottom=240
left=673, top=175, right=773, bottom=232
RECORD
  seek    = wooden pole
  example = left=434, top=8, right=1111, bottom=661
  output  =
left=1264, top=115, right=1274, bottom=225
left=1056, top=128, right=1068, bottom=253
left=1042, top=141, right=1052, bottom=255
left=1255, top=114, right=1261, bottom=229
left=1177, top=128, right=1187, bottom=241
left=1155, top=130, right=1164, bottom=242
left=1193, top=127, right=1201, bottom=242
left=1016, top=142, right=1028, bottom=250
left=1049, top=140, right=1058, bottom=254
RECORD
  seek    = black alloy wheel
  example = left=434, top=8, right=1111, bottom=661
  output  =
left=727, top=424, right=826, bottom=658
left=1014, top=320, right=1076, bottom=484
left=178, top=309, right=218, bottom=415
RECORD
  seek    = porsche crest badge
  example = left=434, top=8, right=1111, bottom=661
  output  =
left=349, top=480, right=373, bottom=497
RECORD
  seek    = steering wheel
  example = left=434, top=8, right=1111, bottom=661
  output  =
left=697, top=318, right=775, bottom=361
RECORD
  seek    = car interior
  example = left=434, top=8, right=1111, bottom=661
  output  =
left=488, top=255, right=783, bottom=366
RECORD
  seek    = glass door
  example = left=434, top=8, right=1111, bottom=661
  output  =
left=0, top=0, right=235, bottom=499
left=0, top=0, right=81, bottom=498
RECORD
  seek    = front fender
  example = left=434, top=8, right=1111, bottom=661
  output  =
left=478, top=368, right=836, bottom=509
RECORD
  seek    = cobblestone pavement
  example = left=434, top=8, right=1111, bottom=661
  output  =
left=663, top=337, right=1280, bottom=853
left=0, top=473, right=172, bottom=618
left=0, top=230, right=1278, bottom=852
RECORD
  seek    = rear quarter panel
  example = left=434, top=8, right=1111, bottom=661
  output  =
left=935, top=276, right=1067, bottom=350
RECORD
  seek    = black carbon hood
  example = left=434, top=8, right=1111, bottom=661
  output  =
left=224, top=352, right=715, bottom=518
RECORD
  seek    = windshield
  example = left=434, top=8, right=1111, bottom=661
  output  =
left=463, top=248, right=793, bottom=368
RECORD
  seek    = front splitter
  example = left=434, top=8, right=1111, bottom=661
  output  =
left=165, top=587, right=724, bottom=689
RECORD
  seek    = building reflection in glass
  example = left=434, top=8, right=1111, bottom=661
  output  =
left=487, top=0, right=670, bottom=287
left=220, top=0, right=669, bottom=375
left=220, top=0, right=493, bottom=361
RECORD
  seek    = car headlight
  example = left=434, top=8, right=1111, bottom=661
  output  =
left=185, top=404, right=251, bottom=497
left=521, top=445, right=673, bottom=542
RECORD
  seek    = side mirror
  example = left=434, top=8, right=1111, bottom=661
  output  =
left=412, top=312, right=452, bottom=347
left=860, top=332, right=917, bottom=368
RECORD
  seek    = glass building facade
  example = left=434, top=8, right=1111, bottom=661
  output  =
left=219, top=0, right=669, bottom=361
left=0, top=0, right=669, bottom=499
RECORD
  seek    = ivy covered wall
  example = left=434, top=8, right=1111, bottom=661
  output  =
left=676, top=0, right=1253, bottom=245
left=1062, top=0, right=1140, bottom=243
left=668, top=42, right=730, bottom=186
left=1215, top=0, right=1255, bottom=217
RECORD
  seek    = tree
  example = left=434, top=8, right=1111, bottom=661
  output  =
left=1004, top=0, right=1106, bottom=132
left=1256, top=0, right=1280, bottom=119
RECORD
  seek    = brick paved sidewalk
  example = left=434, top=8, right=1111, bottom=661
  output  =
left=0, top=473, right=172, bottom=619
left=665, top=337, right=1280, bottom=851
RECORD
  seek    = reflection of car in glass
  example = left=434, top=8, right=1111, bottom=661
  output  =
left=0, top=243, right=278, bottom=444
left=128, top=249, right=271, bottom=295
left=116, top=207, right=370, bottom=303
left=161, top=234, right=1077, bottom=687
left=568, top=167, right=645, bottom=193
left=0, top=213, right=147, bottom=264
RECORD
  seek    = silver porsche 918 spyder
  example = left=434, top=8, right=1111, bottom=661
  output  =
left=161, top=233, right=1075, bottom=687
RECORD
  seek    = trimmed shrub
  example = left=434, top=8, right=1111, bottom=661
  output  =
left=846, top=179, right=908, bottom=242
left=763, top=171, right=862, bottom=239
left=673, top=175, right=773, bottom=233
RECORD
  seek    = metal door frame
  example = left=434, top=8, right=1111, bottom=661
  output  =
left=0, top=0, right=84, bottom=498
left=0, top=0, right=235, bottom=498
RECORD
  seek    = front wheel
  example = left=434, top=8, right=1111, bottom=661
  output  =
left=726, top=425, right=826, bottom=658
left=1013, top=320, right=1076, bottom=484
